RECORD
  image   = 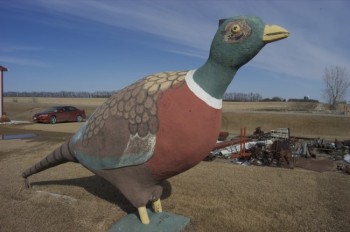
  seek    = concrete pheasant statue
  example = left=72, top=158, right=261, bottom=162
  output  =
left=22, top=16, right=288, bottom=224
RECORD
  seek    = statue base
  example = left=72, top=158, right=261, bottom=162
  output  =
left=109, top=209, right=190, bottom=232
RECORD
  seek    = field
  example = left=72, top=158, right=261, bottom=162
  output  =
left=1, top=97, right=350, bottom=232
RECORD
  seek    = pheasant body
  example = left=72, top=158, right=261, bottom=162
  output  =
left=22, top=15, right=289, bottom=224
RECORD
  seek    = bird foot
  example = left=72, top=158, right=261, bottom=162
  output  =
left=152, top=199, right=162, bottom=213
left=137, top=199, right=162, bottom=224
left=138, top=206, right=150, bottom=224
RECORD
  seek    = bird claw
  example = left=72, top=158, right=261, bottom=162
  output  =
left=152, top=199, right=162, bottom=213
left=138, top=206, right=150, bottom=224
left=137, top=199, right=162, bottom=225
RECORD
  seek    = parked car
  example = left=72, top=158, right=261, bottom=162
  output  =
left=33, top=106, right=86, bottom=124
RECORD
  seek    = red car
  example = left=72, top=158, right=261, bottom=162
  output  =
left=33, top=106, right=86, bottom=124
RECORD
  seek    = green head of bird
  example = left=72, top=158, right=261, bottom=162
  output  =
left=209, top=15, right=289, bottom=69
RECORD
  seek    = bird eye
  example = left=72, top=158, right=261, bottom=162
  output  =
left=231, top=25, right=240, bottom=34
left=223, top=20, right=251, bottom=43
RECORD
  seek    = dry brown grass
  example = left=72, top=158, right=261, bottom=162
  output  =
left=4, top=97, right=101, bottom=122
left=222, top=111, right=350, bottom=140
left=4, top=97, right=107, bottom=106
left=1, top=98, right=350, bottom=231
left=175, top=162, right=350, bottom=232
left=0, top=136, right=349, bottom=232
left=223, top=101, right=320, bottom=112
left=4, top=98, right=350, bottom=140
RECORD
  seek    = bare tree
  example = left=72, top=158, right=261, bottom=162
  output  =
left=322, top=66, right=350, bottom=109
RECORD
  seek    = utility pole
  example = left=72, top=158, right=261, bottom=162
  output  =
left=0, top=66, right=8, bottom=122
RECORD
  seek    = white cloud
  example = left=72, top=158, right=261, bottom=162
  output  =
left=0, top=42, right=49, bottom=67
left=0, top=45, right=44, bottom=53
left=5, top=0, right=350, bottom=82
left=0, top=56, right=48, bottom=67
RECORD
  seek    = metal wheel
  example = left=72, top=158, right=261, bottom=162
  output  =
left=49, top=116, right=57, bottom=124
left=76, top=115, right=83, bottom=122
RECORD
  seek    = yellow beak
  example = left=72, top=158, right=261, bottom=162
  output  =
left=263, top=25, right=289, bottom=43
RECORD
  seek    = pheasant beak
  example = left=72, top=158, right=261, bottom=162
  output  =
left=263, top=25, right=289, bottom=43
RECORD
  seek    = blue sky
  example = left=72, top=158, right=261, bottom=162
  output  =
left=1, top=0, right=350, bottom=101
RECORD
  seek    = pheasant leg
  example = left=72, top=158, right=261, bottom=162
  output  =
left=138, top=206, right=150, bottom=224
left=152, top=199, right=162, bottom=213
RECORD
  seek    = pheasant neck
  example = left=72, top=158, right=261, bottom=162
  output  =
left=193, top=60, right=237, bottom=99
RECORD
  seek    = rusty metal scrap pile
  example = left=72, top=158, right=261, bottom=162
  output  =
left=207, top=127, right=350, bottom=174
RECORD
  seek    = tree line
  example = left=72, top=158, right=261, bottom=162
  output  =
left=5, top=66, right=349, bottom=107
left=5, top=91, right=265, bottom=101
left=4, top=91, right=117, bottom=98
left=5, top=90, right=319, bottom=103
left=322, top=66, right=350, bottom=109
left=223, top=92, right=262, bottom=102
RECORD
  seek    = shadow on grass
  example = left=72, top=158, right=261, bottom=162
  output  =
left=31, top=175, right=172, bottom=213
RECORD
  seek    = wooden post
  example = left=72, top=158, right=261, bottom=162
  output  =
left=243, top=127, right=246, bottom=156
left=240, top=128, right=243, bottom=156
left=240, top=127, right=246, bottom=157
left=0, top=66, right=8, bottom=118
